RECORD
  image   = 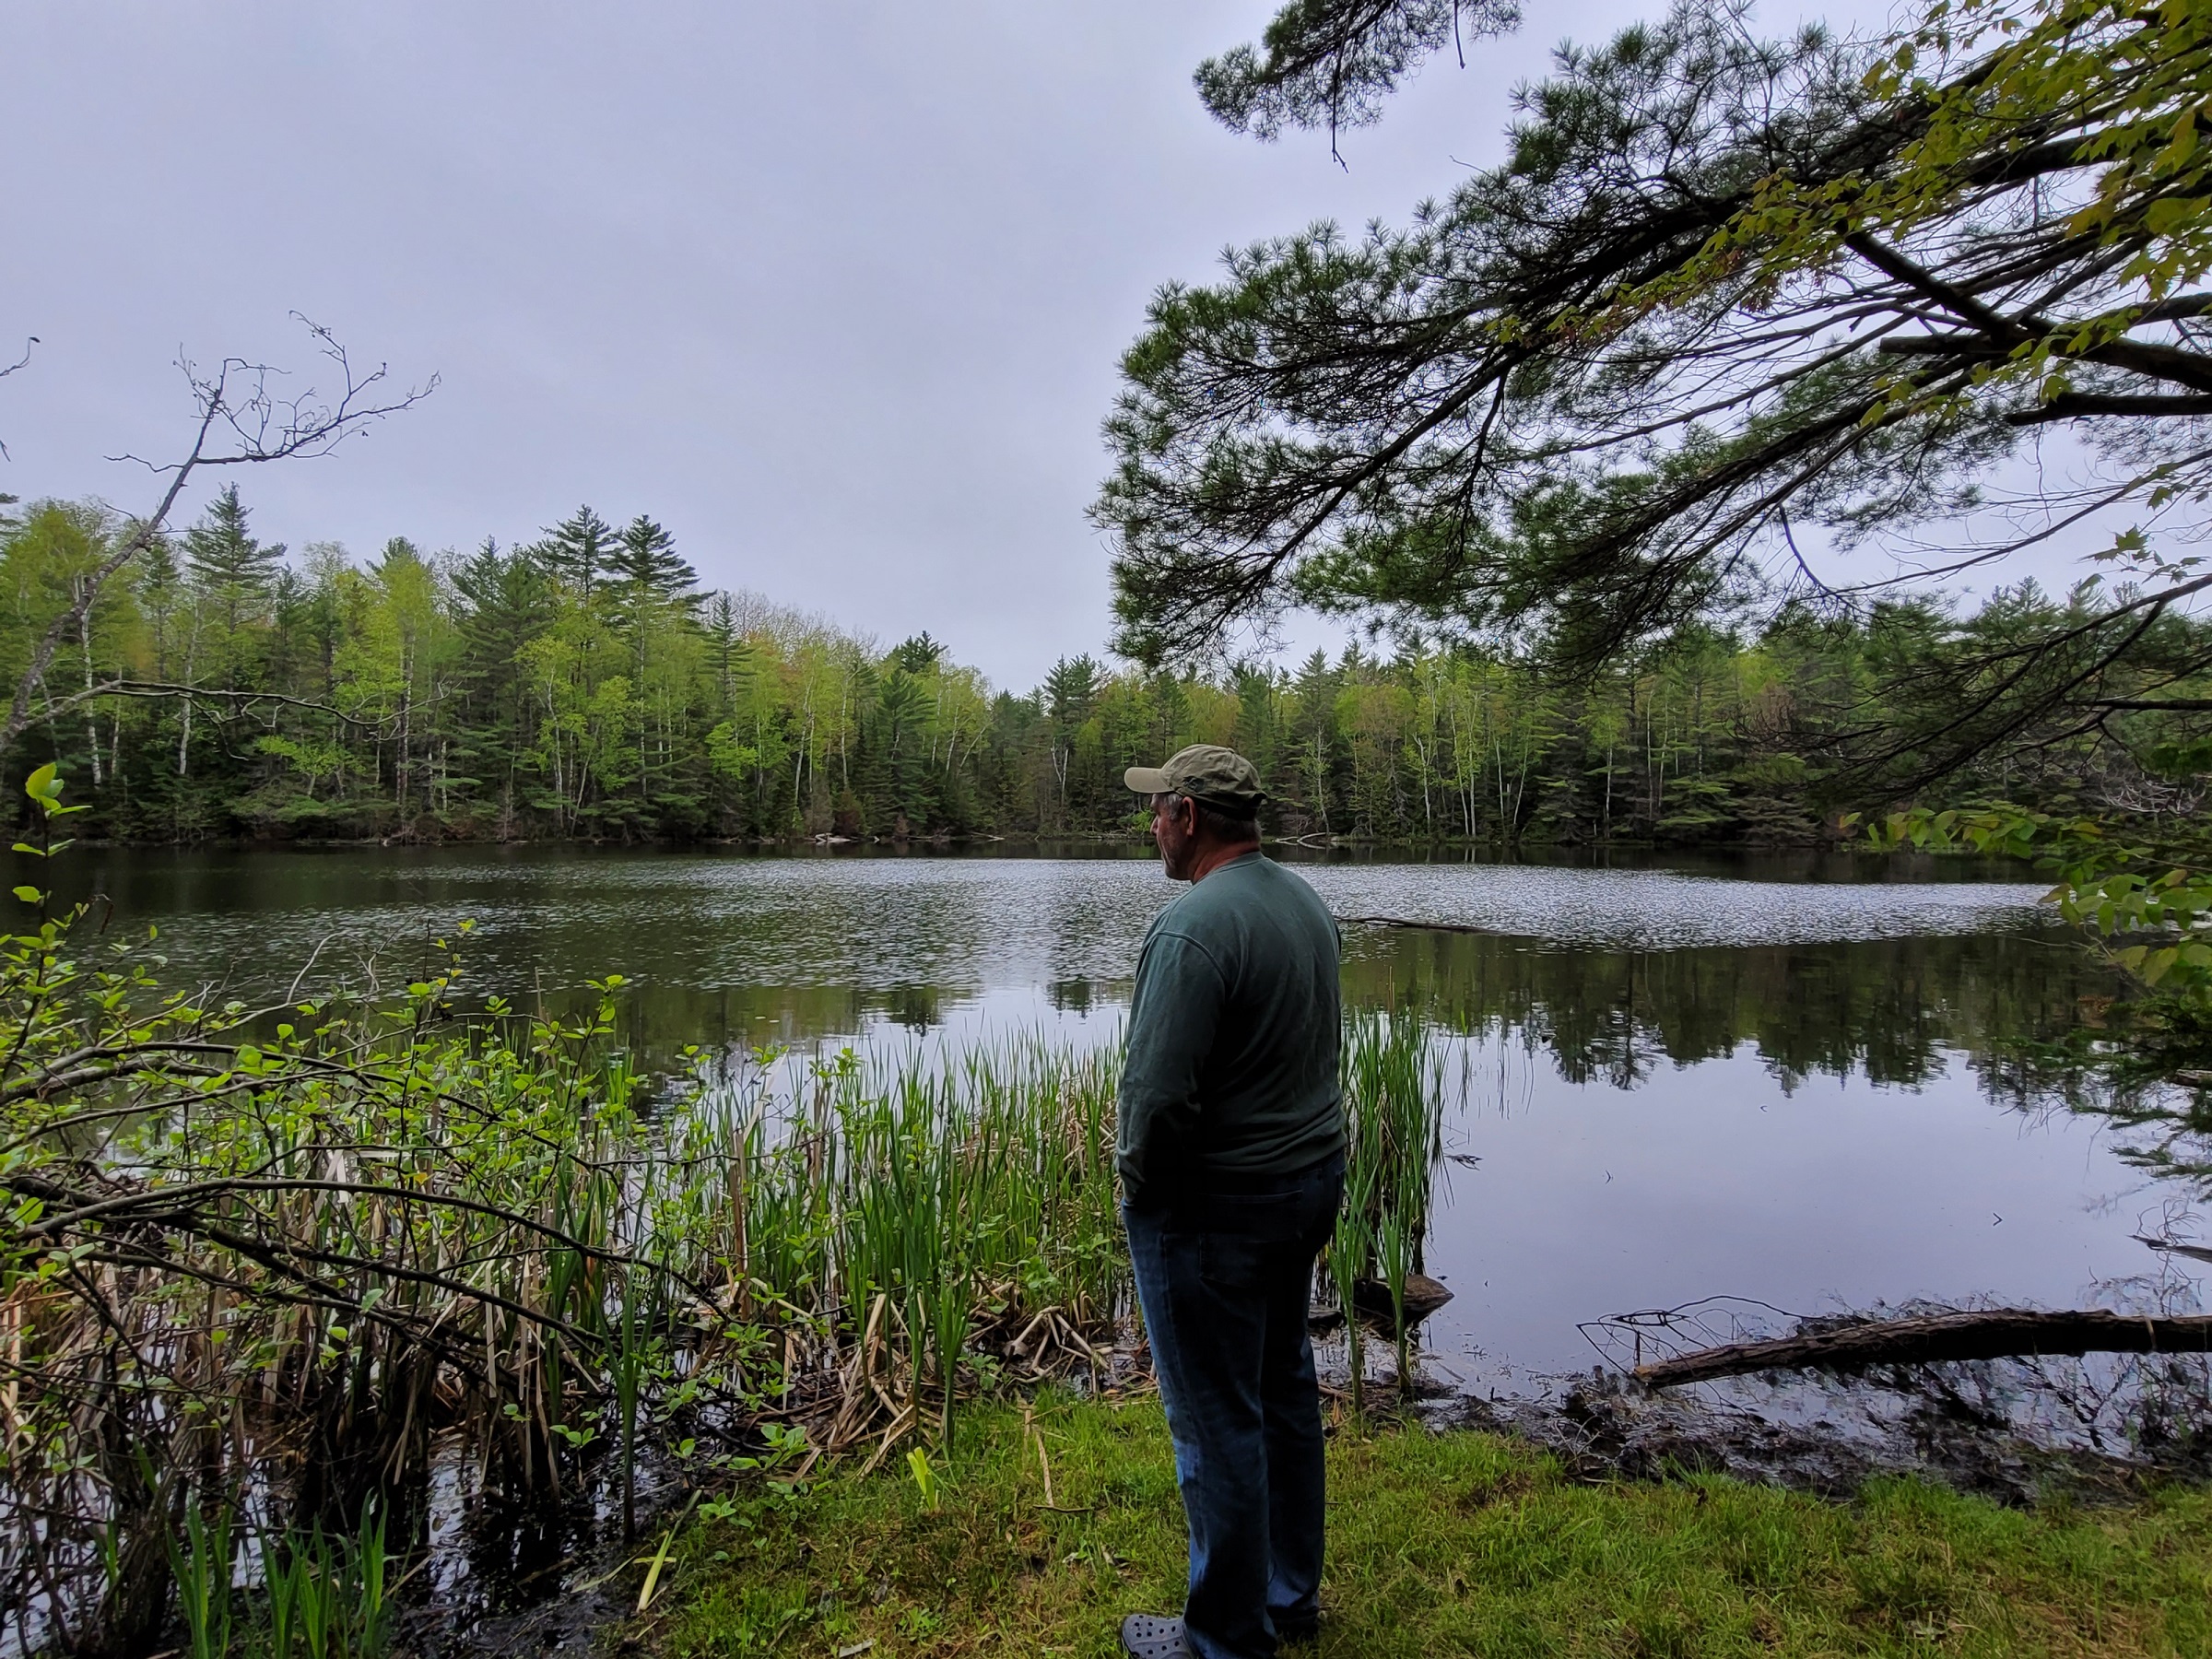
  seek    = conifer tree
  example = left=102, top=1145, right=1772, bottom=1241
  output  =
left=534, top=505, right=619, bottom=596
left=1106, top=0, right=2212, bottom=792
left=891, top=633, right=943, bottom=674
left=182, top=485, right=285, bottom=665
left=613, top=515, right=700, bottom=606
left=453, top=538, right=553, bottom=819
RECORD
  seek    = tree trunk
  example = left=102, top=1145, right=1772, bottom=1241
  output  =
left=1636, top=1309, right=2212, bottom=1388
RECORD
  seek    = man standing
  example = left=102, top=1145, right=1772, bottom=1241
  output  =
left=1113, top=745, right=1344, bottom=1659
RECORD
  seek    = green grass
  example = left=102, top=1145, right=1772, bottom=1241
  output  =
left=651, top=1394, right=2212, bottom=1659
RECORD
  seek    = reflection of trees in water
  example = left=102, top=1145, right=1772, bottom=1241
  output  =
left=600, top=982, right=935, bottom=1059
left=1345, top=926, right=2212, bottom=1212
left=1989, top=1052, right=2212, bottom=1203
left=1343, top=929, right=2112, bottom=1092
left=2091, top=1091, right=2212, bottom=1200
left=589, top=923, right=2212, bottom=1209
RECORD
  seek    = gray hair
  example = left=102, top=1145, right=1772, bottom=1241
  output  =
left=1153, top=791, right=1259, bottom=841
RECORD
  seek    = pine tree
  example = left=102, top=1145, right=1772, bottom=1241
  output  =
left=1042, top=654, right=1100, bottom=819
left=453, top=538, right=554, bottom=822
left=534, top=505, right=619, bottom=596
left=1043, top=655, right=1099, bottom=727
left=183, top=485, right=285, bottom=646
left=136, top=536, right=184, bottom=682
left=891, top=633, right=943, bottom=675
left=612, top=515, right=700, bottom=606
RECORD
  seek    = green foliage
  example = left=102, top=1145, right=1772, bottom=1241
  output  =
left=13, top=484, right=2212, bottom=849
left=256, top=1506, right=394, bottom=1659
left=1872, top=801, right=2212, bottom=1083
left=8, top=483, right=2205, bottom=845
left=1103, top=0, right=2212, bottom=789
left=1337, top=1011, right=1445, bottom=1399
left=1194, top=0, right=1520, bottom=144
left=0, top=839, right=1168, bottom=1643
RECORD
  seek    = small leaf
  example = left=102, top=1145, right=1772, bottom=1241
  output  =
left=2145, top=196, right=2208, bottom=236
left=9, top=887, right=38, bottom=905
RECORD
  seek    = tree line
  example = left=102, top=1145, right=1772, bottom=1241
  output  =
left=2, top=487, right=2202, bottom=845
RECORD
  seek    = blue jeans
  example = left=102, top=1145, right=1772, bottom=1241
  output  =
left=1124, top=1153, right=1344, bottom=1659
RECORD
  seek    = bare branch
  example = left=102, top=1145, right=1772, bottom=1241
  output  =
left=1, top=317, right=432, bottom=756
left=0, top=335, right=33, bottom=461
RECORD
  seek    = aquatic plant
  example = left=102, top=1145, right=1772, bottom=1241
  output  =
left=1334, top=1008, right=1448, bottom=1401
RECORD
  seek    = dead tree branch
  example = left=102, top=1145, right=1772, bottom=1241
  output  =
left=1635, top=1308, right=2212, bottom=1387
left=0, top=317, right=432, bottom=755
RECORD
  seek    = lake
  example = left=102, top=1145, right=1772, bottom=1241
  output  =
left=40, top=842, right=2200, bottom=1394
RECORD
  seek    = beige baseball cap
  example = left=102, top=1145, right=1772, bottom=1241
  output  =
left=1124, top=744, right=1267, bottom=813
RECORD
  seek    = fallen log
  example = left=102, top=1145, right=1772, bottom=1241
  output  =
left=1636, top=1309, right=2212, bottom=1388
left=1334, top=914, right=1498, bottom=936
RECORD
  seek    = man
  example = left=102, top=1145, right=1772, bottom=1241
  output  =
left=1113, top=744, right=1344, bottom=1659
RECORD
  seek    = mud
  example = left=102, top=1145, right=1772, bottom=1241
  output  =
left=1419, top=1369, right=2207, bottom=1506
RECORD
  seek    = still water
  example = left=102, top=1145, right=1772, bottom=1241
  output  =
left=43, top=843, right=2202, bottom=1390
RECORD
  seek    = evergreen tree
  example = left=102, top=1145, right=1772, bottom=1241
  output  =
left=453, top=538, right=553, bottom=821
left=183, top=485, right=285, bottom=686
left=137, top=535, right=183, bottom=682
left=1106, top=0, right=2212, bottom=793
left=534, top=505, right=619, bottom=596
left=891, top=633, right=944, bottom=675
left=612, top=515, right=700, bottom=606
left=12, top=485, right=2206, bottom=849
left=183, top=486, right=285, bottom=612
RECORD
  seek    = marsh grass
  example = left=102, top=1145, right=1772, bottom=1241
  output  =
left=717, top=1032, right=1129, bottom=1465
left=1333, top=1010, right=1448, bottom=1404
left=655, top=1394, right=2212, bottom=1659
left=168, top=1501, right=394, bottom=1659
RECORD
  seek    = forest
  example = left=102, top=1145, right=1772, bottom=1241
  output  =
left=1, top=488, right=2201, bottom=847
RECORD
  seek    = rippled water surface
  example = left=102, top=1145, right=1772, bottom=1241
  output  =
left=44, top=843, right=2201, bottom=1386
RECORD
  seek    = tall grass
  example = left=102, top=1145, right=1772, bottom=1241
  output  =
left=1335, top=1009, right=1449, bottom=1401
left=0, top=927, right=1148, bottom=1650
left=722, top=1034, right=1126, bottom=1461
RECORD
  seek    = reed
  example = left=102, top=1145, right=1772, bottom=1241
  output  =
left=1335, top=1008, right=1448, bottom=1402
left=167, top=1504, right=233, bottom=1659
left=258, top=1506, right=393, bottom=1659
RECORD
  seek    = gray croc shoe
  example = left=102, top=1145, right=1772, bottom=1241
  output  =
left=1120, top=1613, right=1190, bottom=1659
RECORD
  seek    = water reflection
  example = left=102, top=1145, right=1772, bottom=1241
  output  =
left=32, top=843, right=2200, bottom=1389
left=41, top=845, right=2064, bottom=1065
left=1348, top=928, right=2107, bottom=1091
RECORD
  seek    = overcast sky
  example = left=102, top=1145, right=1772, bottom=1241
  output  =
left=8, top=1, right=1905, bottom=691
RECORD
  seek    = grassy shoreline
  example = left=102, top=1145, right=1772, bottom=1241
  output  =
left=651, top=1394, right=2212, bottom=1659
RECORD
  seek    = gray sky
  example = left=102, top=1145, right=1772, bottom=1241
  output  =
left=8, top=1, right=1887, bottom=691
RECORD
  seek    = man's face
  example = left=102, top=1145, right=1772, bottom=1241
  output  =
left=1149, top=792, right=1197, bottom=880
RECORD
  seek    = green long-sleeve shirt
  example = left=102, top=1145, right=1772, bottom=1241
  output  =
left=1116, top=852, right=1343, bottom=1206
